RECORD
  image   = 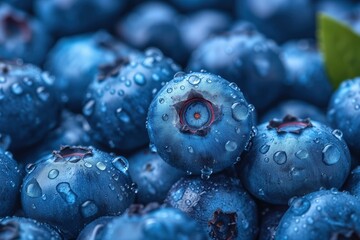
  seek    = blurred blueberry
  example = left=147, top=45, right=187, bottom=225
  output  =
left=77, top=216, right=114, bottom=240
left=170, top=0, right=234, bottom=12
left=258, top=206, right=287, bottom=240
left=3, top=0, right=33, bottom=11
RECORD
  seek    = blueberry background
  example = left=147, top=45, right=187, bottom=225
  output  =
left=0, top=0, right=360, bottom=239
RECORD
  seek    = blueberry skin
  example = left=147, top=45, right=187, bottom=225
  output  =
left=0, top=217, right=63, bottom=240
left=170, top=0, right=234, bottom=12
left=21, top=146, right=136, bottom=238
left=45, top=31, right=134, bottom=112
left=258, top=206, right=287, bottom=240
left=101, top=207, right=207, bottom=240
left=275, top=190, right=360, bottom=240
left=165, top=175, right=258, bottom=240
left=281, top=40, right=332, bottom=108
left=188, top=30, right=285, bottom=113
left=260, top=100, right=327, bottom=124
left=77, top=216, right=114, bottom=240
left=0, top=148, right=21, bottom=217
left=117, top=2, right=187, bottom=65
left=84, top=49, right=180, bottom=151
left=0, top=61, right=60, bottom=151
left=34, top=0, right=127, bottom=36
left=239, top=116, right=351, bottom=205
left=16, top=110, right=93, bottom=165
left=128, top=148, right=185, bottom=204
left=236, top=0, right=316, bottom=43
left=180, top=10, right=231, bottom=52
left=344, top=166, right=360, bottom=197
left=0, top=4, right=52, bottom=66
left=147, top=72, right=256, bottom=175
left=328, top=78, right=360, bottom=157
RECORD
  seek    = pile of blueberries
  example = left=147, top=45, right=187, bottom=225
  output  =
left=2, top=0, right=360, bottom=239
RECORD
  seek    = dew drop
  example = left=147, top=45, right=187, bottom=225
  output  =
left=188, top=75, right=201, bottom=85
left=225, top=141, right=238, bottom=152
left=56, top=182, right=77, bottom=204
left=273, top=151, right=287, bottom=165
left=80, top=200, right=98, bottom=218
left=291, top=198, right=311, bottom=216
left=96, top=162, right=106, bottom=171
left=162, top=114, right=168, bottom=121
left=83, top=100, right=95, bottom=116
left=116, top=108, right=130, bottom=123
left=201, top=167, right=213, bottom=179
left=26, top=178, right=42, bottom=198
left=159, top=98, right=165, bottom=104
left=231, top=102, right=249, bottom=121
left=11, top=83, right=23, bottom=95
left=259, top=144, right=270, bottom=154
left=48, top=169, right=59, bottom=179
left=36, top=87, right=49, bottom=101
left=187, top=146, right=194, bottom=153
left=112, top=156, right=129, bottom=173
left=134, top=73, right=146, bottom=86
left=295, top=150, right=309, bottom=160
left=332, top=129, right=343, bottom=140
left=322, top=144, right=340, bottom=165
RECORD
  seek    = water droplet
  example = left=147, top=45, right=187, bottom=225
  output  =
left=229, top=82, right=238, bottom=90
left=56, top=182, right=77, bottom=204
left=174, top=71, right=186, bottom=79
left=273, top=151, right=287, bottom=165
left=23, top=77, right=32, bottom=86
left=258, top=188, right=265, bottom=196
left=80, top=200, right=98, bottom=218
left=36, top=87, right=49, bottom=102
left=11, top=83, right=23, bottom=95
left=116, top=108, right=130, bottom=123
left=201, top=167, right=213, bottom=179
left=259, top=144, right=270, bottom=154
left=166, top=88, right=173, bottom=93
left=291, top=198, right=311, bottom=215
left=84, top=162, right=92, bottom=168
left=96, top=162, right=106, bottom=171
left=231, top=102, right=249, bottom=121
left=134, top=73, right=146, bottom=86
left=26, top=178, right=42, bottom=198
left=149, top=143, right=157, bottom=153
left=162, top=114, right=168, bottom=121
left=322, top=144, right=340, bottom=165
left=83, top=100, right=95, bottom=116
left=25, top=163, right=36, bottom=174
left=112, top=156, right=129, bottom=173
left=225, top=141, right=238, bottom=152
left=187, top=146, right=194, bottom=153
left=159, top=98, right=165, bottom=104
left=295, top=150, right=309, bottom=160
left=188, top=75, right=201, bottom=85
left=332, top=129, right=343, bottom=140
left=48, top=169, right=59, bottom=179
left=180, top=85, right=185, bottom=90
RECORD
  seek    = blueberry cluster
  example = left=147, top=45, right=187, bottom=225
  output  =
left=1, top=0, right=360, bottom=239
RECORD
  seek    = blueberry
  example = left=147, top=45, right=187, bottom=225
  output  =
left=0, top=148, right=21, bottom=217
left=0, top=61, right=60, bottom=151
left=316, top=0, right=355, bottom=21
left=117, top=2, right=187, bottom=65
left=281, top=39, right=333, bottom=107
left=147, top=72, right=256, bottom=176
left=239, top=115, right=351, bottom=205
left=344, top=166, right=360, bottom=197
left=16, top=110, right=93, bottom=165
left=3, top=0, right=34, bottom=11
left=21, top=146, right=136, bottom=238
left=77, top=216, right=114, bottom=240
left=328, top=78, right=360, bottom=156
left=0, top=3, right=52, bottom=66
left=34, top=0, right=128, bottom=36
left=128, top=148, right=185, bottom=204
left=236, top=0, right=316, bottom=43
left=0, top=217, right=63, bottom=240
left=258, top=206, right=287, bottom=240
left=170, top=0, right=234, bottom=12
left=165, top=174, right=258, bottom=239
left=187, top=30, right=285, bottom=113
left=100, top=205, right=207, bottom=240
left=260, top=100, right=327, bottom=124
left=84, top=49, right=180, bottom=151
left=180, top=10, right=231, bottom=53
left=45, top=31, right=135, bottom=112
left=275, top=190, right=360, bottom=240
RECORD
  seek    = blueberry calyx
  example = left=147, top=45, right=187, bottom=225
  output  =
left=267, top=115, right=313, bottom=134
left=208, top=209, right=238, bottom=240
left=1, top=13, right=31, bottom=42
left=97, top=57, right=130, bottom=81
left=126, top=202, right=160, bottom=216
left=52, top=146, right=93, bottom=162
left=0, top=221, right=20, bottom=239
left=174, top=90, right=220, bottom=136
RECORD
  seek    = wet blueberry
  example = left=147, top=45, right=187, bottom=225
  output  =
left=147, top=72, right=256, bottom=176
left=239, top=115, right=351, bottom=205
left=21, top=146, right=136, bottom=238
left=77, top=216, right=114, bottom=240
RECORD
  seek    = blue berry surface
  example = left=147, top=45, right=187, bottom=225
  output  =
left=239, top=115, right=351, bottom=204
left=147, top=72, right=256, bottom=176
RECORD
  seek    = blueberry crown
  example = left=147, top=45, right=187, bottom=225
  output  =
left=52, top=146, right=93, bottom=162
left=267, top=115, right=313, bottom=134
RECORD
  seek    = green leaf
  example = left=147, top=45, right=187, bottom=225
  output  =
left=318, top=14, right=360, bottom=89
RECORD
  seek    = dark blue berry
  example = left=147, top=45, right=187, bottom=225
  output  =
left=258, top=206, right=286, bottom=240
left=328, top=78, right=360, bottom=156
left=344, top=166, right=360, bottom=197
left=260, top=100, right=327, bottom=124
left=77, top=216, right=114, bottom=240
left=3, top=0, right=34, bottom=11
left=128, top=148, right=185, bottom=204
left=21, top=146, right=136, bottom=238
left=100, top=205, right=207, bottom=240
left=147, top=72, right=256, bottom=176
left=0, top=148, right=21, bottom=217
left=281, top=39, right=332, bottom=107
left=0, top=3, right=52, bottom=66
left=0, top=61, right=60, bottom=151
left=84, top=49, right=180, bottom=151
left=239, top=115, right=351, bottom=205
left=187, top=30, right=285, bottom=113
left=170, top=0, right=234, bottom=12
left=0, top=217, right=63, bottom=240
left=34, top=0, right=128, bottom=36
left=165, top=175, right=258, bottom=240
left=275, top=190, right=360, bottom=240
left=236, top=0, right=316, bottom=43
left=45, top=31, right=135, bottom=112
